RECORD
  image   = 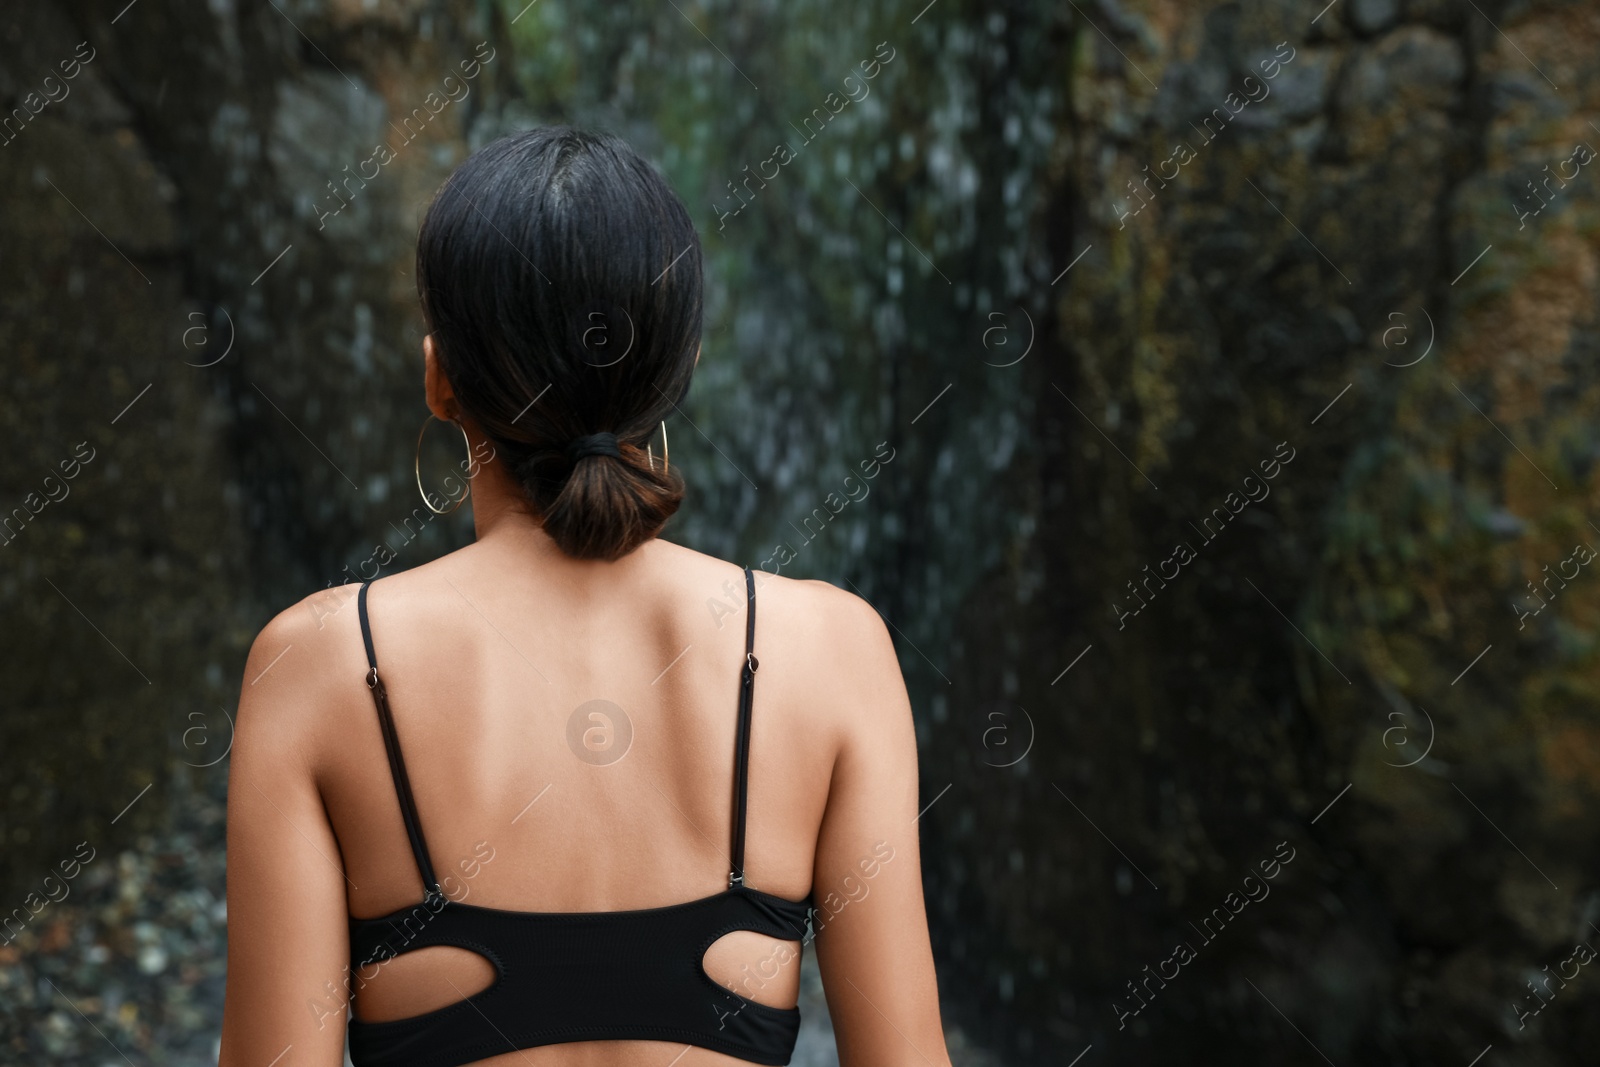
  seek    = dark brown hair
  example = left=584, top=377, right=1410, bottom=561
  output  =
left=416, top=126, right=701, bottom=560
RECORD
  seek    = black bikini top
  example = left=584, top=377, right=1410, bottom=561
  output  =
left=346, top=567, right=813, bottom=1067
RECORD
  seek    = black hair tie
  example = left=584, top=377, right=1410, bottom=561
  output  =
left=566, top=432, right=623, bottom=461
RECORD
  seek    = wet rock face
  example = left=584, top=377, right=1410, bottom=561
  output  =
left=924, top=3, right=1600, bottom=1066
left=0, top=0, right=486, bottom=864
left=4, top=0, right=1599, bottom=1065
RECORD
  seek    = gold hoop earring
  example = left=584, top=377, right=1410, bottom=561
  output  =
left=415, top=413, right=472, bottom=515
left=647, top=420, right=669, bottom=475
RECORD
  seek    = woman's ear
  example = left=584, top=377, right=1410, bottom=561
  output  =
left=423, top=335, right=457, bottom=420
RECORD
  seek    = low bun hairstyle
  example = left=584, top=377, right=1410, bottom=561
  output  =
left=416, top=126, right=702, bottom=560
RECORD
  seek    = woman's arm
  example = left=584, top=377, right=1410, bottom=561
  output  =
left=218, top=604, right=354, bottom=1067
left=809, top=587, right=953, bottom=1067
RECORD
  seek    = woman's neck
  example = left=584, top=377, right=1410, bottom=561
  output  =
left=456, top=419, right=651, bottom=568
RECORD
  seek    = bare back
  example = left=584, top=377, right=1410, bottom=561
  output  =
left=219, top=528, right=951, bottom=1067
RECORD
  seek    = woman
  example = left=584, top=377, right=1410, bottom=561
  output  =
left=218, top=126, right=952, bottom=1067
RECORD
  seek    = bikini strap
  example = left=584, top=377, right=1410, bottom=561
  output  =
left=729, top=566, right=759, bottom=889
left=358, top=581, right=443, bottom=902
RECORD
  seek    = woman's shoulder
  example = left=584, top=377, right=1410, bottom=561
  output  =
left=669, top=545, right=903, bottom=713
left=247, top=561, right=466, bottom=681
left=232, top=581, right=373, bottom=782
left=649, top=538, right=891, bottom=647
left=754, top=568, right=891, bottom=649
left=246, top=581, right=366, bottom=670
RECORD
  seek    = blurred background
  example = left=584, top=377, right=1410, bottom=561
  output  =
left=3, top=0, right=1599, bottom=1064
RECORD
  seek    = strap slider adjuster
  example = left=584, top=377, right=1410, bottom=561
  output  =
left=366, top=667, right=379, bottom=690
left=746, top=653, right=759, bottom=673
left=728, top=870, right=744, bottom=889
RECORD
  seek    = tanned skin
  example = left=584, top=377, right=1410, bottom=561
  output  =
left=218, top=337, right=953, bottom=1067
